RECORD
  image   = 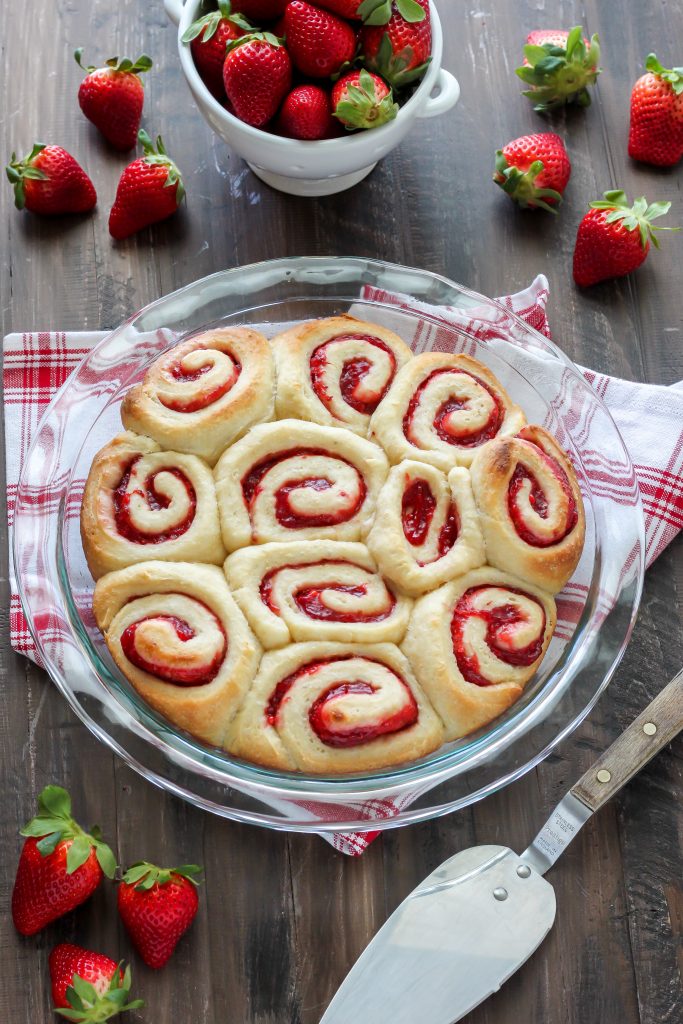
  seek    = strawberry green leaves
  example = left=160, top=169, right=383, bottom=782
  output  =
left=181, top=0, right=252, bottom=44
left=589, top=191, right=679, bottom=249
left=56, top=964, right=143, bottom=1023
left=516, top=27, right=601, bottom=112
left=138, top=130, right=186, bottom=205
left=19, top=785, right=117, bottom=878
left=121, top=861, right=203, bottom=891
left=74, top=49, right=153, bottom=76
left=359, top=0, right=426, bottom=26
left=645, top=53, right=683, bottom=95
left=6, top=144, right=48, bottom=209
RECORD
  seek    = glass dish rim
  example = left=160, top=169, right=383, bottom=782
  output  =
left=13, top=256, right=645, bottom=831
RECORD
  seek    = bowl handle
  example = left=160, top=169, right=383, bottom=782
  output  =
left=164, top=0, right=185, bottom=26
left=417, top=69, right=460, bottom=119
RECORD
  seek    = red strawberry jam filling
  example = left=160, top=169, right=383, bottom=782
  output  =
left=265, top=656, right=418, bottom=747
left=260, top=562, right=395, bottom=622
left=403, top=368, right=504, bottom=448
left=158, top=348, right=241, bottom=412
left=114, top=458, right=197, bottom=544
left=121, top=605, right=226, bottom=686
left=451, top=585, right=546, bottom=687
left=401, top=477, right=460, bottom=563
left=508, top=441, right=578, bottom=547
left=309, top=335, right=397, bottom=416
left=241, top=447, right=366, bottom=529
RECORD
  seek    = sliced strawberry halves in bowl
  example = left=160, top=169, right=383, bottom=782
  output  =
left=494, top=132, right=571, bottom=212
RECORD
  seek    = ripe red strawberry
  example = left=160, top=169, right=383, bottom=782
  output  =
left=223, top=32, right=292, bottom=127
left=316, top=0, right=362, bottom=17
left=109, top=131, right=184, bottom=240
left=359, top=0, right=431, bottom=89
left=332, top=69, right=397, bottom=129
left=75, top=50, right=152, bottom=151
left=629, top=54, right=683, bottom=167
left=284, top=1, right=357, bottom=79
left=118, top=862, right=202, bottom=969
left=278, top=84, right=335, bottom=139
left=49, top=944, right=143, bottom=1021
left=6, top=145, right=96, bottom=215
left=232, top=0, right=288, bottom=19
left=494, top=132, right=571, bottom=212
left=182, top=0, right=252, bottom=99
left=573, top=190, right=678, bottom=287
left=516, top=26, right=600, bottom=112
left=11, top=785, right=116, bottom=935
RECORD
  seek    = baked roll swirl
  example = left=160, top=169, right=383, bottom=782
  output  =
left=370, top=353, right=526, bottom=470
left=120, top=328, right=274, bottom=465
left=272, top=315, right=413, bottom=435
left=403, top=568, right=556, bottom=740
left=470, top=426, right=586, bottom=593
left=93, top=562, right=260, bottom=746
left=366, top=461, right=486, bottom=597
left=224, top=541, right=411, bottom=648
left=80, top=432, right=225, bottom=580
left=214, top=419, right=389, bottom=551
left=226, top=642, right=444, bottom=774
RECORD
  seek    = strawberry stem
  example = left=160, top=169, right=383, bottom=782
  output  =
left=645, top=53, right=683, bottom=94
left=589, top=190, right=680, bottom=249
left=19, top=785, right=117, bottom=878
left=74, top=49, right=153, bottom=76
left=121, top=860, right=203, bottom=890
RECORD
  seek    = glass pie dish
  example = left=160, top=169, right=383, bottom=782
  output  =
left=13, top=257, right=645, bottom=832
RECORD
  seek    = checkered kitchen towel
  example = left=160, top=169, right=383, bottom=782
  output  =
left=5, top=276, right=683, bottom=855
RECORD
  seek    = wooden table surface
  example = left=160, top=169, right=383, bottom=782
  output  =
left=1, top=1, right=681, bottom=1021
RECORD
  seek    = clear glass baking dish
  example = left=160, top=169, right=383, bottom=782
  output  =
left=13, top=257, right=644, bottom=832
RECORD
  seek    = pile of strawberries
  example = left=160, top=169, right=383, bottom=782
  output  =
left=184, top=0, right=432, bottom=139
left=492, top=28, right=681, bottom=286
left=6, top=51, right=184, bottom=239
left=12, top=785, right=202, bottom=1020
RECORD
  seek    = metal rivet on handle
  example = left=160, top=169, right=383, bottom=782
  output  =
left=517, top=865, right=531, bottom=879
left=643, top=722, right=657, bottom=736
left=597, top=769, right=612, bottom=783
left=493, top=887, right=508, bottom=901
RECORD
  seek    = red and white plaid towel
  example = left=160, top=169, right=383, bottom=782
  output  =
left=5, top=276, right=683, bottom=856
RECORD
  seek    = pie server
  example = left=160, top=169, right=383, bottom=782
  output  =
left=320, top=668, right=683, bottom=1024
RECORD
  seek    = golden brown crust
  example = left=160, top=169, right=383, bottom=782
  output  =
left=272, top=315, right=413, bottom=436
left=470, top=425, right=586, bottom=593
left=120, top=328, right=275, bottom=465
left=213, top=419, right=389, bottom=551
left=224, top=540, right=412, bottom=648
left=225, top=641, right=444, bottom=774
left=93, top=561, right=261, bottom=746
left=369, top=352, right=526, bottom=470
left=402, top=567, right=557, bottom=740
left=80, top=432, right=225, bottom=580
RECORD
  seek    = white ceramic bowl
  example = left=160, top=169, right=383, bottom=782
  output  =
left=164, top=0, right=460, bottom=196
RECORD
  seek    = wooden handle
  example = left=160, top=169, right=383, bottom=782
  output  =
left=571, top=668, right=683, bottom=813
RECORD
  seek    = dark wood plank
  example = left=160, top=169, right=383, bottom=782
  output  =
left=1, top=0, right=681, bottom=1021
